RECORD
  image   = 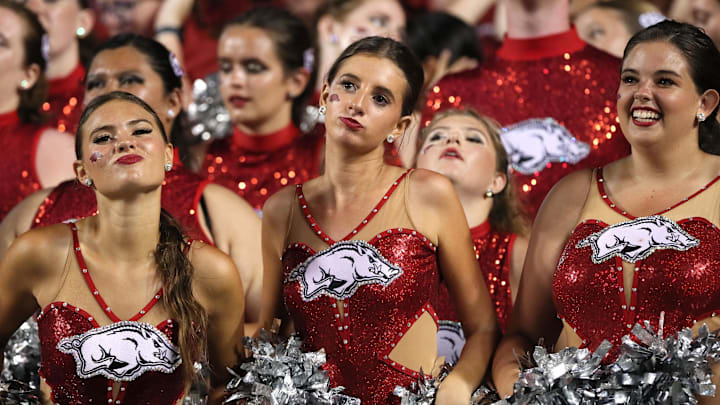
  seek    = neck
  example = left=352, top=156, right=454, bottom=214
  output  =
left=506, top=0, right=570, bottom=39
left=456, top=187, right=492, bottom=228
left=89, top=188, right=162, bottom=262
left=322, top=141, right=388, bottom=203
left=0, top=98, right=18, bottom=116
left=626, top=133, right=713, bottom=182
left=48, top=43, right=80, bottom=80
left=235, top=104, right=293, bottom=135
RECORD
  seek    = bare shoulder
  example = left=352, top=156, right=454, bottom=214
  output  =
left=188, top=242, right=243, bottom=304
left=407, top=168, right=457, bottom=208
left=203, top=183, right=253, bottom=211
left=262, top=185, right=297, bottom=227
left=2, top=223, right=73, bottom=279
left=536, top=168, right=594, bottom=220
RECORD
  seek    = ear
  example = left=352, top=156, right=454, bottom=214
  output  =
left=490, top=171, right=508, bottom=195
left=164, top=142, right=174, bottom=168
left=699, top=89, right=720, bottom=118
left=73, top=159, right=89, bottom=185
left=287, top=67, right=311, bottom=100
left=391, top=114, right=413, bottom=141
left=20, top=63, right=41, bottom=90
left=319, top=81, right=330, bottom=109
left=76, top=8, right=96, bottom=38
left=164, top=87, right=183, bottom=129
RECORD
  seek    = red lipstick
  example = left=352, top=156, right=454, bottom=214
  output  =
left=116, top=154, right=143, bottom=165
left=339, top=117, right=364, bottom=130
left=440, top=147, right=463, bottom=160
left=229, top=96, right=249, bottom=108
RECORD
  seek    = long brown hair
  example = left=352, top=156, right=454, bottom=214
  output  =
left=420, top=108, right=529, bottom=235
left=0, top=0, right=47, bottom=124
left=76, top=91, right=208, bottom=381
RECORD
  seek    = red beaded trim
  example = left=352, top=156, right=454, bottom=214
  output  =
left=69, top=223, right=163, bottom=322
left=284, top=228, right=437, bottom=257
left=596, top=167, right=720, bottom=220
left=37, top=301, right=100, bottom=328
left=378, top=302, right=439, bottom=379
left=556, top=314, right=591, bottom=348
left=296, top=170, right=411, bottom=245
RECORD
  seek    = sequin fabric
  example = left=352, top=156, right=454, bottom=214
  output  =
left=31, top=166, right=212, bottom=244
left=281, top=172, right=441, bottom=404
left=0, top=111, right=43, bottom=221
left=421, top=28, right=630, bottom=218
left=436, top=222, right=516, bottom=334
left=44, top=64, right=85, bottom=134
left=553, top=172, right=720, bottom=362
left=202, top=124, right=324, bottom=210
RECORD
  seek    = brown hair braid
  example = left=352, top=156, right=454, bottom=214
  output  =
left=76, top=91, right=208, bottom=381
left=420, top=108, right=529, bottom=236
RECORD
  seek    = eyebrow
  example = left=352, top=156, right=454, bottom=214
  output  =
left=89, top=118, right=152, bottom=135
left=621, top=68, right=682, bottom=77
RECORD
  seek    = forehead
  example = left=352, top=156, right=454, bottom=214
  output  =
left=0, top=7, right=26, bottom=43
left=89, top=47, right=155, bottom=75
left=336, top=54, right=406, bottom=94
left=622, top=41, right=692, bottom=75
left=431, top=114, right=489, bottom=131
left=345, top=0, right=405, bottom=23
left=218, top=26, right=277, bottom=58
left=84, top=100, right=156, bottom=130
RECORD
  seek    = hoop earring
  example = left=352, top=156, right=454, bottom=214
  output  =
left=386, top=134, right=395, bottom=144
left=484, top=189, right=493, bottom=198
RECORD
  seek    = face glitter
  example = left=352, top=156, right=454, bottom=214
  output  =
left=89, top=152, right=103, bottom=163
left=329, top=93, right=340, bottom=103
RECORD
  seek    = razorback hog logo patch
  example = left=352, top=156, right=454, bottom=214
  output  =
left=57, top=321, right=181, bottom=381
left=500, top=118, right=590, bottom=175
left=577, top=215, right=699, bottom=263
left=437, top=320, right=465, bottom=365
left=288, top=240, right=402, bottom=301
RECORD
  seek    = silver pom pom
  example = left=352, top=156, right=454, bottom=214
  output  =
left=2, top=318, right=41, bottom=391
left=393, top=364, right=500, bottom=405
left=224, top=330, right=360, bottom=404
left=187, top=74, right=232, bottom=142
left=0, top=380, right=41, bottom=405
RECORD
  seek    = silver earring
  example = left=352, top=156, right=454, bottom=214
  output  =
left=164, top=162, right=173, bottom=172
left=698, top=112, right=706, bottom=122
left=386, top=134, right=395, bottom=144
left=168, top=110, right=175, bottom=118
left=318, top=105, right=326, bottom=116
left=76, top=27, right=87, bottom=37
left=84, top=178, right=93, bottom=187
left=484, top=189, right=493, bottom=198
left=20, top=80, right=29, bottom=89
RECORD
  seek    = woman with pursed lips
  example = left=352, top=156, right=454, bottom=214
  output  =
left=415, top=108, right=528, bottom=364
left=0, top=91, right=244, bottom=404
left=0, top=34, right=263, bottom=332
left=492, top=21, right=720, bottom=401
left=259, top=36, right=497, bottom=404
left=0, top=0, right=76, bottom=221
left=197, top=7, right=323, bottom=211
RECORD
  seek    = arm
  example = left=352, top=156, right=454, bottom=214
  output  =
left=0, top=188, right=51, bottom=257
left=409, top=169, right=499, bottom=403
left=509, top=235, right=529, bottom=304
left=202, top=183, right=263, bottom=335
left=35, top=129, right=76, bottom=188
left=492, top=169, right=592, bottom=397
left=256, top=187, right=294, bottom=335
left=190, top=242, right=245, bottom=404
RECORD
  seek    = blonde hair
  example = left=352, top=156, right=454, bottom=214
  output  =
left=420, top=108, right=528, bottom=235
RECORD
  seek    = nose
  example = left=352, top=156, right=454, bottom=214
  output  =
left=116, top=137, right=136, bottom=153
left=633, top=79, right=653, bottom=102
left=229, top=66, right=247, bottom=88
left=445, top=131, right=461, bottom=144
left=347, top=90, right=368, bottom=116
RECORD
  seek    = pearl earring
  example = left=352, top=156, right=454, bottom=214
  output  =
left=76, top=27, right=87, bottom=37
left=318, top=106, right=326, bottom=116
left=484, top=189, right=493, bottom=198
left=168, top=110, right=175, bottom=118
left=386, top=134, right=395, bottom=144
left=84, top=178, right=93, bottom=187
left=698, top=112, right=706, bottom=122
left=164, top=162, right=172, bottom=172
left=20, top=80, right=29, bottom=89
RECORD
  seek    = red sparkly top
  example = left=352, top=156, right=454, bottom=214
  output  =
left=202, top=123, right=324, bottom=210
left=37, top=223, right=184, bottom=404
left=435, top=222, right=516, bottom=363
left=281, top=170, right=440, bottom=403
left=0, top=111, right=44, bottom=221
left=45, top=63, right=85, bottom=134
left=553, top=168, right=720, bottom=360
left=31, top=164, right=212, bottom=244
left=421, top=28, right=630, bottom=218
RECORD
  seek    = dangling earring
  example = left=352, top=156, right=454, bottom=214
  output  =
left=83, top=178, right=93, bottom=187
left=386, top=134, right=395, bottom=144
left=164, top=162, right=173, bottom=172
left=20, top=80, right=29, bottom=89
left=484, top=189, right=493, bottom=198
left=698, top=112, right=706, bottom=122
left=318, top=105, right=326, bottom=116
left=76, top=27, right=87, bottom=38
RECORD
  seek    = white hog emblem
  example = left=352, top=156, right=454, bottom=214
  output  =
left=501, top=118, right=590, bottom=175
left=577, top=216, right=699, bottom=263
left=57, top=321, right=181, bottom=381
left=288, top=240, right=402, bottom=301
left=437, top=320, right=465, bottom=365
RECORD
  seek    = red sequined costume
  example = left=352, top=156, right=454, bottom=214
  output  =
left=32, top=162, right=212, bottom=244
left=435, top=221, right=516, bottom=363
left=202, top=123, right=324, bottom=210
left=553, top=168, right=720, bottom=361
left=44, top=63, right=85, bottom=134
left=282, top=170, right=440, bottom=403
left=422, top=28, right=631, bottom=218
left=37, top=223, right=184, bottom=404
left=0, top=111, right=44, bottom=221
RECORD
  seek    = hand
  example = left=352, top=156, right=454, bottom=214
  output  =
left=154, top=0, right=194, bottom=28
left=435, top=373, right=473, bottom=405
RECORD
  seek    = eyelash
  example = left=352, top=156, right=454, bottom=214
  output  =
left=428, top=132, right=484, bottom=143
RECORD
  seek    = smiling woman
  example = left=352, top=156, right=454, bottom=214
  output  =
left=0, top=91, right=244, bottom=404
left=492, top=21, right=720, bottom=400
left=259, top=37, right=498, bottom=404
